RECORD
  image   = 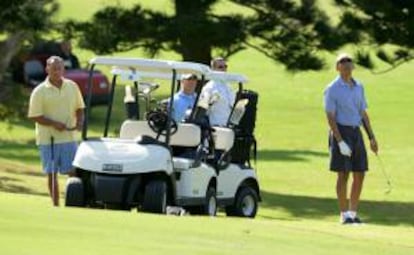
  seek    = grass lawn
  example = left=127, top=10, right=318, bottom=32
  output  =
left=1, top=0, right=414, bottom=254
left=1, top=193, right=413, bottom=255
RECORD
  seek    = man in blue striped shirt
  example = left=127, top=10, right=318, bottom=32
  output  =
left=324, top=53, right=378, bottom=224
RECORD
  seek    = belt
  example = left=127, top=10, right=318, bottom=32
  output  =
left=337, top=123, right=360, bottom=130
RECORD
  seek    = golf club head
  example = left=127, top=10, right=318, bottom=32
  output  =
left=209, top=92, right=220, bottom=105
left=124, top=85, right=135, bottom=103
left=198, top=91, right=221, bottom=110
left=198, top=92, right=210, bottom=109
left=228, top=98, right=249, bottom=126
left=139, top=82, right=159, bottom=95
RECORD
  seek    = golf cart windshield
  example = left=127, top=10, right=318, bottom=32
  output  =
left=83, top=57, right=210, bottom=145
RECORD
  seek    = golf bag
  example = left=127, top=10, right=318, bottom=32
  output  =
left=231, top=90, right=258, bottom=166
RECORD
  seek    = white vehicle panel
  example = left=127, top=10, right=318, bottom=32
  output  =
left=89, top=57, right=210, bottom=76
left=217, top=164, right=258, bottom=199
left=205, top=71, right=248, bottom=83
left=120, top=120, right=201, bottom=147
left=173, top=158, right=216, bottom=199
left=73, top=138, right=172, bottom=175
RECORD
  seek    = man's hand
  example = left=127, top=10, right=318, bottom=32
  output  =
left=370, top=138, right=378, bottom=154
left=338, top=141, right=352, bottom=157
left=53, top=121, right=66, bottom=131
left=76, top=121, right=83, bottom=131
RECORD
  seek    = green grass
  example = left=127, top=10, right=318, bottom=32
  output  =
left=1, top=193, right=413, bottom=255
left=1, top=0, right=414, bottom=254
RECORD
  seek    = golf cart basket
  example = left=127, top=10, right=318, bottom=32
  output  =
left=231, top=90, right=258, bottom=167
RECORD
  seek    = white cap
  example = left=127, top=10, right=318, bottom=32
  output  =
left=181, top=73, right=198, bottom=80
left=336, top=53, right=353, bottom=64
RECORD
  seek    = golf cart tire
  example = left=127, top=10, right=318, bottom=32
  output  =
left=226, top=186, right=258, bottom=218
left=142, top=180, right=167, bottom=214
left=65, top=177, right=85, bottom=207
left=187, top=187, right=217, bottom=216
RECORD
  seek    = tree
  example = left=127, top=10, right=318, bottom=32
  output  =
left=334, top=0, right=414, bottom=73
left=70, top=0, right=247, bottom=66
left=0, top=0, right=59, bottom=84
left=73, top=0, right=344, bottom=71
left=0, top=0, right=59, bottom=119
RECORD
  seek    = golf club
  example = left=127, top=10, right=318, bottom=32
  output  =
left=50, top=136, right=56, bottom=205
left=361, top=119, right=391, bottom=194
left=375, top=153, right=392, bottom=194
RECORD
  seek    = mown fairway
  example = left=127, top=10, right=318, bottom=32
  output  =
left=1, top=192, right=413, bottom=255
left=1, top=0, right=413, bottom=254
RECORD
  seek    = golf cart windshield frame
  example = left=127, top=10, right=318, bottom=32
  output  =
left=83, top=57, right=210, bottom=145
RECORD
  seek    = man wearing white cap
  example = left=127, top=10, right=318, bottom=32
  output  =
left=324, top=53, right=378, bottom=224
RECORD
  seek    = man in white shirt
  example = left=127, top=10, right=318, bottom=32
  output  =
left=199, top=57, right=235, bottom=126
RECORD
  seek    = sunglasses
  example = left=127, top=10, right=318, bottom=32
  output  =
left=216, top=64, right=228, bottom=69
left=339, top=58, right=352, bottom=64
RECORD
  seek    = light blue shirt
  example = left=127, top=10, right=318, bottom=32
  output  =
left=324, top=76, right=368, bottom=126
left=171, top=91, right=197, bottom=122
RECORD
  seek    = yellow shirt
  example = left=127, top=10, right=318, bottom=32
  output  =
left=28, top=78, right=85, bottom=145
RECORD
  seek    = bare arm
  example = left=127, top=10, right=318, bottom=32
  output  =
left=76, top=108, right=84, bottom=131
left=361, top=110, right=378, bottom=153
left=361, top=111, right=374, bottom=139
left=29, top=116, right=66, bottom=131
left=326, top=112, right=343, bottom=143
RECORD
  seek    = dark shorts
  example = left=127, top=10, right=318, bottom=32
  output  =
left=329, top=124, right=368, bottom=172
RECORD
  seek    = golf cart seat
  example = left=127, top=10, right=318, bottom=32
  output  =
left=120, top=120, right=201, bottom=147
left=212, top=127, right=235, bottom=151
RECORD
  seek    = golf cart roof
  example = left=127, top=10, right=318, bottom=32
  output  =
left=111, top=67, right=193, bottom=81
left=205, top=71, right=248, bottom=83
left=91, top=57, right=248, bottom=83
left=89, top=57, right=210, bottom=76
left=110, top=67, right=248, bottom=83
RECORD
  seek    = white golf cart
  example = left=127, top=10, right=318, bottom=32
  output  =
left=66, top=57, right=260, bottom=217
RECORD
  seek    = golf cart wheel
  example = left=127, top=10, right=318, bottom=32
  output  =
left=205, top=187, right=217, bottom=216
left=142, top=180, right=167, bottom=214
left=65, top=177, right=85, bottom=207
left=226, top=186, right=258, bottom=218
left=187, top=187, right=217, bottom=216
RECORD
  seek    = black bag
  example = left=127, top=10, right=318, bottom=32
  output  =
left=235, top=90, right=258, bottom=135
left=231, top=90, right=258, bottom=166
left=231, top=135, right=256, bottom=166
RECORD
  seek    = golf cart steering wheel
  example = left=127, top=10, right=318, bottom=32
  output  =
left=147, top=109, right=178, bottom=137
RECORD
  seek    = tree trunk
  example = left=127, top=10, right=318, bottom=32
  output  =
left=175, top=0, right=214, bottom=65
left=0, top=32, right=26, bottom=86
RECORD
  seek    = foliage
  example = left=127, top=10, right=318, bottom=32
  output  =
left=335, top=0, right=414, bottom=73
left=0, top=0, right=59, bottom=120
left=234, top=0, right=343, bottom=70
left=70, top=0, right=344, bottom=70
left=0, top=81, right=29, bottom=121
left=0, top=0, right=59, bottom=32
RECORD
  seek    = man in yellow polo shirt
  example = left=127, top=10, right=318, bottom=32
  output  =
left=28, top=56, right=85, bottom=206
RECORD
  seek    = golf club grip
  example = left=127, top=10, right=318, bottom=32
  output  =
left=50, top=137, right=54, bottom=158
